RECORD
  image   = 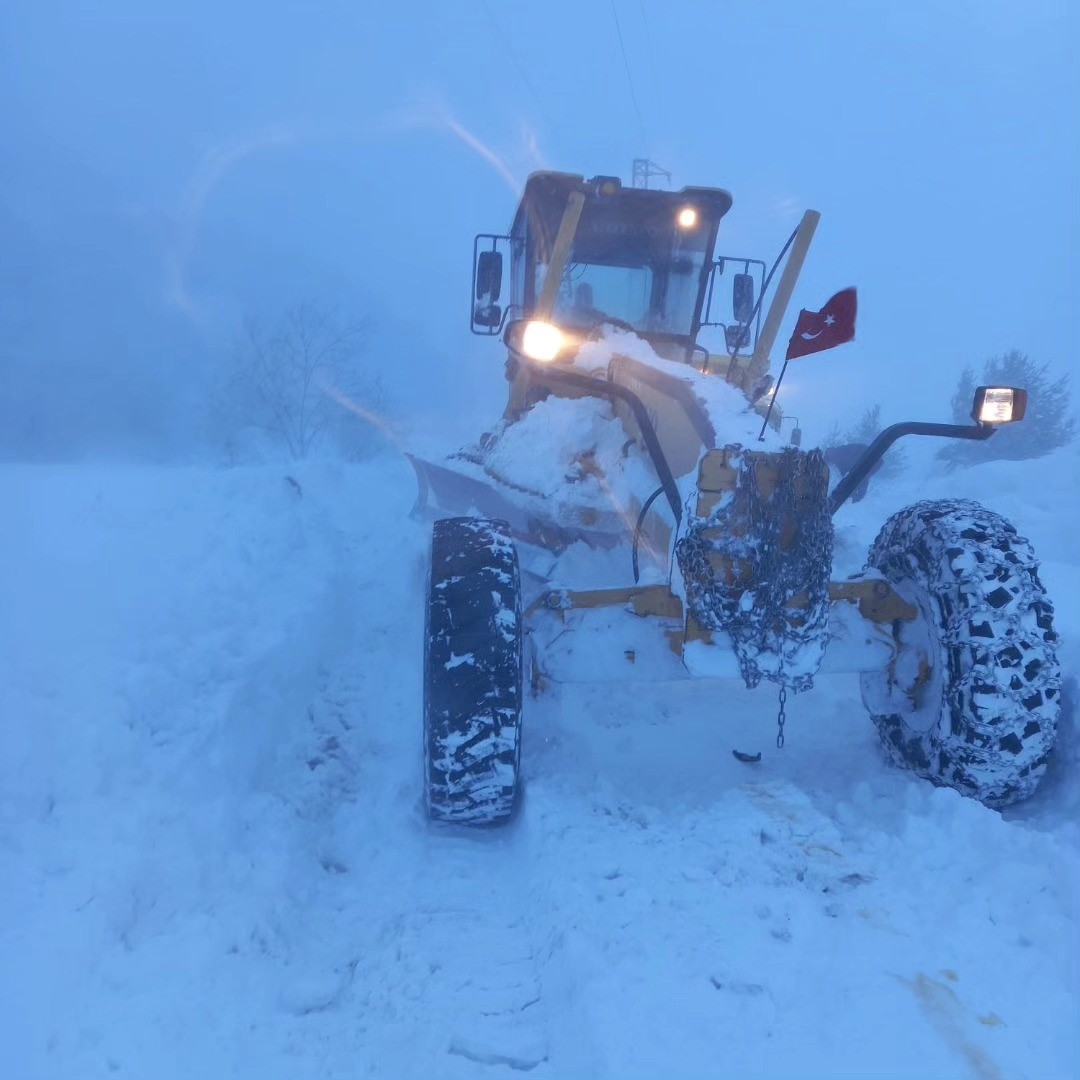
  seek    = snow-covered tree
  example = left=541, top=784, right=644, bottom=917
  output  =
left=823, top=403, right=907, bottom=479
left=937, top=351, right=1076, bottom=469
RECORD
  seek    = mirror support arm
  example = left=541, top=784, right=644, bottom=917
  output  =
left=829, top=421, right=995, bottom=514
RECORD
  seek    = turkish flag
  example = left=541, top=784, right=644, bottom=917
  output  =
left=785, top=287, right=857, bottom=360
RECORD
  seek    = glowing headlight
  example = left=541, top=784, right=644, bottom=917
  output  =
left=972, top=386, right=1028, bottom=425
left=677, top=206, right=698, bottom=229
left=521, top=320, right=564, bottom=362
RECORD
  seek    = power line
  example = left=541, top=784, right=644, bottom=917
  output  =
left=637, top=0, right=664, bottom=136
left=480, top=0, right=551, bottom=128
left=610, top=0, right=649, bottom=156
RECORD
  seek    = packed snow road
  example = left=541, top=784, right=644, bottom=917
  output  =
left=1, top=452, right=1077, bottom=1079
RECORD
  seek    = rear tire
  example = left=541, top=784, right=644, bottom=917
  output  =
left=860, top=499, right=1060, bottom=807
left=424, top=518, right=522, bottom=824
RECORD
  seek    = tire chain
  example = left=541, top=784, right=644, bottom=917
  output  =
left=676, top=445, right=834, bottom=695
left=870, top=500, right=1059, bottom=728
left=863, top=499, right=1060, bottom=804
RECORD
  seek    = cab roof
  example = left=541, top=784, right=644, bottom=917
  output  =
left=515, top=170, right=734, bottom=224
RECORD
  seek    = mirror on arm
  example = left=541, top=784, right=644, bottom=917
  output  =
left=732, top=273, right=755, bottom=325
left=476, top=250, right=503, bottom=302
left=473, top=250, right=503, bottom=327
left=701, top=256, right=765, bottom=357
left=471, top=240, right=508, bottom=333
left=725, top=324, right=751, bottom=351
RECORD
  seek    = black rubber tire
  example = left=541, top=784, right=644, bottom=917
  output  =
left=860, top=499, right=1060, bottom=807
left=424, top=517, right=522, bottom=825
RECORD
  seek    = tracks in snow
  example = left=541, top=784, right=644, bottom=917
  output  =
left=391, top=833, right=551, bottom=1074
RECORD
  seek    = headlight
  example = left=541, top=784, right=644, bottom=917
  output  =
left=972, top=386, right=1028, bottom=425
left=677, top=206, right=698, bottom=229
left=520, top=320, right=564, bottom=362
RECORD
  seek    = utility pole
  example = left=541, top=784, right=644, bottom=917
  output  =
left=631, top=158, right=671, bottom=189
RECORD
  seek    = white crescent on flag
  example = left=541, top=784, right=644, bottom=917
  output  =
left=799, top=313, right=836, bottom=341
left=786, top=290, right=855, bottom=361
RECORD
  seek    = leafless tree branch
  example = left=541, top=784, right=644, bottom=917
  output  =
left=219, top=302, right=378, bottom=460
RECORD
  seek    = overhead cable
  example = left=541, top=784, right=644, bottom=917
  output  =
left=480, top=0, right=551, bottom=128
left=610, top=0, right=649, bottom=155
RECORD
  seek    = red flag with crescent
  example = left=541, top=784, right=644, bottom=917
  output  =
left=786, top=287, right=857, bottom=360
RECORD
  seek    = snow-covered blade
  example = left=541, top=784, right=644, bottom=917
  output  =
left=408, top=327, right=784, bottom=569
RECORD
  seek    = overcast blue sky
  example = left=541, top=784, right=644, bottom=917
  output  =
left=2, top=0, right=1077, bottom=456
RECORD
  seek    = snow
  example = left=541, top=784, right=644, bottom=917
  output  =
left=2, top=433, right=1078, bottom=1077
left=576, top=328, right=786, bottom=449
left=444, top=329, right=784, bottom=544
left=481, top=393, right=658, bottom=516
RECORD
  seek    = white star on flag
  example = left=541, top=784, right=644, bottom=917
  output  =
left=785, top=286, right=857, bottom=360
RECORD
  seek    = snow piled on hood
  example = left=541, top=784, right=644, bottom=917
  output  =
left=574, top=327, right=786, bottom=451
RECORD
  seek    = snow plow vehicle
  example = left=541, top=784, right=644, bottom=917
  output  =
left=413, top=170, right=1061, bottom=825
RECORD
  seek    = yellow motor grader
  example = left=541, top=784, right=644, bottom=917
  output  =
left=412, top=171, right=1060, bottom=825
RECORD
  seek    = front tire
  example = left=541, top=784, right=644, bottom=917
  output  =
left=424, top=518, right=523, bottom=824
left=860, top=499, right=1060, bottom=806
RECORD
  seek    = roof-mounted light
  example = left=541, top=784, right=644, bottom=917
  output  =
left=677, top=206, right=698, bottom=229
left=589, top=176, right=622, bottom=196
left=972, top=386, right=1028, bottom=426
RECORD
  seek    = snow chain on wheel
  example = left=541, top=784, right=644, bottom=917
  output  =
left=424, top=517, right=522, bottom=825
left=675, top=445, right=834, bottom=692
left=860, top=499, right=1060, bottom=807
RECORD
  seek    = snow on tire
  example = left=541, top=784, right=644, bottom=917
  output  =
left=860, top=499, right=1060, bottom=807
left=424, top=517, right=522, bottom=825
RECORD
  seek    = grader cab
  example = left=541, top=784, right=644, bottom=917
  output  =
left=469, top=170, right=804, bottom=410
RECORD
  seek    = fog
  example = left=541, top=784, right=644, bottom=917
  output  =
left=3, top=0, right=1077, bottom=460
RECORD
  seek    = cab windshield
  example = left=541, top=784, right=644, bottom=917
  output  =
left=534, top=221, right=712, bottom=338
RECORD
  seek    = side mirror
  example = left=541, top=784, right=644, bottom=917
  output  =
left=476, top=250, right=503, bottom=302
left=471, top=234, right=511, bottom=335
left=733, top=273, right=755, bottom=324
left=472, top=303, right=502, bottom=328
left=725, top=324, right=751, bottom=352
left=701, top=256, right=764, bottom=330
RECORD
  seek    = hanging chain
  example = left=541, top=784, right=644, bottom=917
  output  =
left=675, top=445, right=834, bottom=693
left=776, top=684, right=787, bottom=748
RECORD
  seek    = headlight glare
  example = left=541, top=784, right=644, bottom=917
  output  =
left=521, top=320, right=564, bottom=362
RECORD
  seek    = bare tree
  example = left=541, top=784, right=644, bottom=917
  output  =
left=222, top=302, right=380, bottom=460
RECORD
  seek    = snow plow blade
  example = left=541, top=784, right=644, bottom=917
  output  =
left=406, top=452, right=624, bottom=554
left=407, top=452, right=531, bottom=532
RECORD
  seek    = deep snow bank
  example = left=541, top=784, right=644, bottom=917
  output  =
left=0, top=440, right=1076, bottom=1078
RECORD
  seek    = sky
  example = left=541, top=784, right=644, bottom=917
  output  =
left=1, top=0, right=1078, bottom=458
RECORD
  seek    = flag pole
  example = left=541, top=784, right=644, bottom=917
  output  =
left=757, top=359, right=789, bottom=441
